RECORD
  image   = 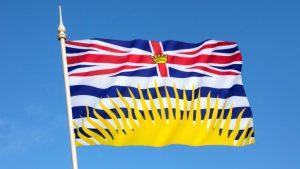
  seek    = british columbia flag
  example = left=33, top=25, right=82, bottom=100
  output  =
left=66, top=38, right=255, bottom=147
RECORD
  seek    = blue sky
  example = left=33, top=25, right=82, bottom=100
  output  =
left=0, top=0, right=299, bottom=168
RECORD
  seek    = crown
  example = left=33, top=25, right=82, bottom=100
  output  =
left=152, top=54, right=168, bottom=63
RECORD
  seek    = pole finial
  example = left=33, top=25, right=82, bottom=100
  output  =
left=58, top=5, right=66, bottom=40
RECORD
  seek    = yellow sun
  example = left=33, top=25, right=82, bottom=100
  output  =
left=73, top=81, right=255, bottom=147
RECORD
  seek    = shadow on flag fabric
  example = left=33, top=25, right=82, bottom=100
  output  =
left=66, top=38, right=255, bottom=147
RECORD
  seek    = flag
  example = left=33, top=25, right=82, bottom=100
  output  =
left=66, top=38, right=255, bottom=147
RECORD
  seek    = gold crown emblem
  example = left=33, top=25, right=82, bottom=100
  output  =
left=152, top=54, right=168, bottom=63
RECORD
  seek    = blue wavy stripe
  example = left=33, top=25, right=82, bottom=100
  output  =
left=74, top=127, right=254, bottom=140
left=111, top=67, right=158, bottom=77
left=169, top=67, right=210, bottom=78
left=72, top=106, right=253, bottom=120
left=66, top=47, right=95, bottom=54
left=213, top=46, right=239, bottom=54
left=211, top=64, right=242, bottom=72
left=70, top=84, right=246, bottom=100
left=68, top=64, right=97, bottom=72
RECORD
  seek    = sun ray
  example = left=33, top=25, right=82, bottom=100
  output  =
left=99, top=100, right=123, bottom=133
left=93, top=108, right=117, bottom=137
left=117, top=89, right=137, bottom=129
left=128, top=88, right=145, bottom=125
left=195, top=88, right=201, bottom=126
left=188, top=84, right=195, bottom=123
left=173, top=83, right=181, bottom=121
left=147, top=87, right=162, bottom=124
left=165, top=85, right=174, bottom=123
left=86, top=107, right=113, bottom=142
left=155, top=81, right=166, bottom=122
left=108, top=97, right=131, bottom=134
left=137, top=85, right=152, bottom=124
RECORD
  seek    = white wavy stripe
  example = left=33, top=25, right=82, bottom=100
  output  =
left=168, top=65, right=239, bottom=76
left=68, top=62, right=100, bottom=67
left=69, top=39, right=145, bottom=53
left=189, top=65, right=240, bottom=74
left=69, top=66, right=156, bottom=77
left=167, top=61, right=243, bottom=67
left=69, top=76, right=243, bottom=89
left=73, top=117, right=254, bottom=131
left=71, top=95, right=250, bottom=110
left=169, top=64, right=240, bottom=74
left=205, top=44, right=237, bottom=51
left=168, top=65, right=212, bottom=77
left=165, top=47, right=239, bottom=57
left=67, top=62, right=154, bottom=67
left=75, top=137, right=255, bottom=146
left=68, top=62, right=152, bottom=69
left=68, top=64, right=153, bottom=75
left=66, top=47, right=152, bottom=56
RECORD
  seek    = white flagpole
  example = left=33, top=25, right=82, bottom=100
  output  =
left=57, top=6, right=79, bottom=169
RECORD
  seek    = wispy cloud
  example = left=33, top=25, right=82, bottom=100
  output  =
left=0, top=122, right=46, bottom=153
left=0, top=103, right=65, bottom=155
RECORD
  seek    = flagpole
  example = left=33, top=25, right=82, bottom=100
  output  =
left=57, top=6, right=79, bottom=169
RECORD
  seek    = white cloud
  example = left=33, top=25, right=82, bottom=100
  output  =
left=0, top=103, right=66, bottom=155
